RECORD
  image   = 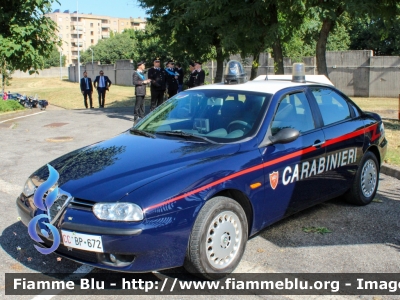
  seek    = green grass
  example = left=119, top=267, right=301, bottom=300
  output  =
left=4, top=77, right=150, bottom=110
left=0, top=100, right=25, bottom=112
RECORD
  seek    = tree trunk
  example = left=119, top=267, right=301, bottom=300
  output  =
left=270, top=3, right=284, bottom=74
left=272, top=40, right=284, bottom=74
left=316, top=18, right=333, bottom=77
left=250, top=52, right=260, bottom=80
left=215, top=46, right=224, bottom=83
left=316, top=5, right=344, bottom=77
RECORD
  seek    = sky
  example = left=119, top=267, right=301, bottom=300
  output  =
left=51, top=0, right=148, bottom=19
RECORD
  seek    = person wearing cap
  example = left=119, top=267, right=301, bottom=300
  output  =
left=187, top=62, right=196, bottom=89
left=176, top=63, right=184, bottom=93
left=132, top=61, right=151, bottom=123
left=165, top=60, right=179, bottom=98
left=193, top=61, right=205, bottom=87
left=93, top=70, right=112, bottom=108
left=147, top=58, right=167, bottom=111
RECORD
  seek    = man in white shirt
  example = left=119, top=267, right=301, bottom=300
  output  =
left=93, top=70, right=112, bottom=108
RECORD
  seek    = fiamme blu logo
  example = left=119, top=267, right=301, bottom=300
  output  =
left=27, top=164, right=61, bottom=254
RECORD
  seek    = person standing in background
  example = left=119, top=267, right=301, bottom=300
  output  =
left=80, top=71, right=93, bottom=109
left=132, top=61, right=151, bottom=124
left=194, top=61, right=205, bottom=87
left=187, top=62, right=196, bottom=89
left=93, top=70, right=112, bottom=108
left=148, top=58, right=167, bottom=111
left=165, top=60, right=179, bottom=99
left=176, top=63, right=184, bottom=93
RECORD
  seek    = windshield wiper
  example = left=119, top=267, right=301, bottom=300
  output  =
left=156, top=131, right=215, bottom=143
left=129, top=128, right=156, bottom=139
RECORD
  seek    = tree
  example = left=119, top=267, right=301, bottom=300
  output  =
left=43, top=47, right=66, bottom=68
left=138, top=0, right=234, bottom=82
left=0, top=0, right=60, bottom=72
left=349, top=16, right=400, bottom=56
left=80, top=32, right=136, bottom=64
left=307, top=0, right=399, bottom=76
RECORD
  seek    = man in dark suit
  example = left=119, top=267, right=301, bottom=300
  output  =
left=194, top=61, right=205, bottom=87
left=147, top=58, right=167, bottom=111
left=165, top=60, right=179, bottom=99
left=132, top=61, right=151, bottom=123
left=80, top=71, right=93, bottom=108
left=187, top=62, right=196, bottom=89
left=93, top=70, right=112, bottom=108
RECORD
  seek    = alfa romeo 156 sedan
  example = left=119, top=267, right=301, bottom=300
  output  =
left=17, top=62, right=387, bottom=279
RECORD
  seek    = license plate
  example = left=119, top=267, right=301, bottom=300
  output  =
left=61, top=230, right=104, bottom=253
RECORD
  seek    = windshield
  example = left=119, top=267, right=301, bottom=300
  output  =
left=136, top=89, right=272, bottom=143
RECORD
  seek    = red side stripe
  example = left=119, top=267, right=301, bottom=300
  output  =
left=144, top=123, right=380, bottom=212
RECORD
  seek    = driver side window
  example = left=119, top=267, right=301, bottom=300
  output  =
left=270, top=92, right=315, bottom=136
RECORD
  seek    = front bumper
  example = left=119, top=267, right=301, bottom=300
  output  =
left=16, top=194, right=198, bottom=272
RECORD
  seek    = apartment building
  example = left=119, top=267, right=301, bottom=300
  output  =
left=46, top=10, right=146, bottom=66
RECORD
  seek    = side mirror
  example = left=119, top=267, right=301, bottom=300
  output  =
left=269, top=128, right=300, bottom=144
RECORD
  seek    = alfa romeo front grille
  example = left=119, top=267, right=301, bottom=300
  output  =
left=45, top=190, right=73, bottom=224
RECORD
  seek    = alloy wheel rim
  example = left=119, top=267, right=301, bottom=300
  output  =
left=361, top=159, right=377, bottom=198
left=206, top=211, right=242, bottom=269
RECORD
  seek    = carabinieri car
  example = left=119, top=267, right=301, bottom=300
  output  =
left=17, top=61, right=387, bottom=279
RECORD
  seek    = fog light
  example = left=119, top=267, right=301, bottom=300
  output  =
left=110, top=254, right=117, bottom=263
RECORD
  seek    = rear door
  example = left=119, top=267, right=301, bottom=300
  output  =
left=308, top=87, right=365, bottom=197
left=259, top=90, right=326, bottom=223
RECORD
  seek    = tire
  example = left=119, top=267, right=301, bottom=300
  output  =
left=345, top=151, right=379, bottom=205
left=184, top=196, right=248, bottom=280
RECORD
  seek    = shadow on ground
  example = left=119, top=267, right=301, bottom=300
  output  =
left=256, top=177, right=400, bottom=248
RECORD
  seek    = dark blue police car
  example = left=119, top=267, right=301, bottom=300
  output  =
left=17, top=62, right=387, bottom=279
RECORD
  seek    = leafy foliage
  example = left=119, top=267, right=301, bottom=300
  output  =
left=43, top=47, right=66, bottom=68
left=348, top=16, right=400, bottom=56
left=0, top=0, right=60, bottom=73
left=80, top=32, right=136, bottom=65
left=0, top=99, right=25, bottom=112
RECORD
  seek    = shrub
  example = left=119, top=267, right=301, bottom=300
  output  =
left=0, top=100, right=25, bottom=112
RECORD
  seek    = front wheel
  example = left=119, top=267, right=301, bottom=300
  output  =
left=345, top=151, right=379, bottom=205
left=184, top=196, right=248, bottom=280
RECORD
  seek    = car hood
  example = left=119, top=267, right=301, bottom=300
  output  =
left=32, top=130, right=240, bottom=201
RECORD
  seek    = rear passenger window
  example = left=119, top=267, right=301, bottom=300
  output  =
left=270, top=92, right=315, bottom=136
left=311, top=88, right=351, bottom=125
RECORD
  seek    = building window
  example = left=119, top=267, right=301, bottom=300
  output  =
left=91, top=39, right=94, bottom=44
left=90, top=23, right=93, bottom=27
left=91, top=31, right=94, bottom=35
left=66, top=26, right=69, bottom=29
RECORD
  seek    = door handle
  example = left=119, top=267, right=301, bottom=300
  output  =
left=313, top=140, right=325, bottom=147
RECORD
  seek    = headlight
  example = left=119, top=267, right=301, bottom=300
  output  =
left=93, top=203, right=143, bottom=221
left=23, top=178, right=36, bottom=197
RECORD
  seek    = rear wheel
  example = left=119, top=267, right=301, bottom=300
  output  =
left=184, top=196, right=248, bottom=280
left=345, top=151, right=379, bottom=205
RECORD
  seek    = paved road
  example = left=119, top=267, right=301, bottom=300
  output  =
left=1, top=106, right=399, bottom=300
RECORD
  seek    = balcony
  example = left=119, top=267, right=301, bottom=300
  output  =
left=102, top=34, right=110, bottom=39
left=101, top=24, right=110, bottom=28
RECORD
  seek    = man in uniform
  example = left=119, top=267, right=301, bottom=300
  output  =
left=148, top=58, right=167, bottom=111
left=194, top=61, right=205, bottom=87
left=80, top=71, right=93, bottom=109
left=165, top=60, right=179, bottom=98
left=132, top=61, right=151, bottom=123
